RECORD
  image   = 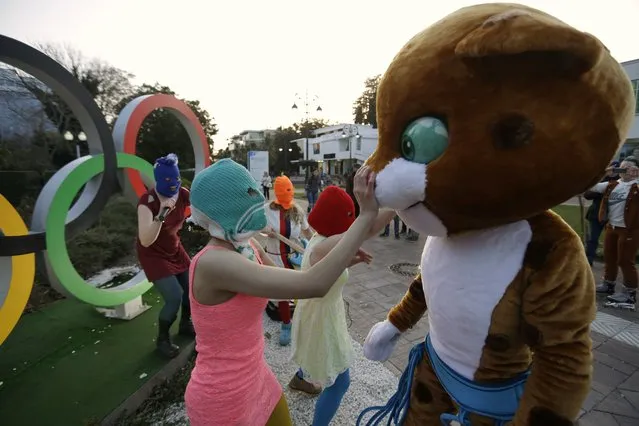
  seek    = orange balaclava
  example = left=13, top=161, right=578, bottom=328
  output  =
left=274, top=176, right=295, bottom=210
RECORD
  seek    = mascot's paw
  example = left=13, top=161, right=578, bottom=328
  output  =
left=363, top=320, right=401, bottom=361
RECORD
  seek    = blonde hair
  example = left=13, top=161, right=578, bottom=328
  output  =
left=269, top=201, right=304, bottom=225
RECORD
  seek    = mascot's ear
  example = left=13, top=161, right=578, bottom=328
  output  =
left=455, top=9, right=603, bottom=77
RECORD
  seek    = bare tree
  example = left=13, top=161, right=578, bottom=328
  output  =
left=33, top=42, right=136, bottom=122
left=6, top=42, right=136, bottom=142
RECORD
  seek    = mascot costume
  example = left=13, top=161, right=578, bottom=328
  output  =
left=359, top=3, right=634, bottom=426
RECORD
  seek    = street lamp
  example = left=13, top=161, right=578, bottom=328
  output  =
left=278, top=147, right=293, bottom=173
left=291, top=90, right=322, bottom=178
left=63, top=131, right=87, bottom=158
left=341, top=124, right=361, bottom=171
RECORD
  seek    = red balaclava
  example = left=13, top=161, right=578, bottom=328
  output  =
left=308, top=186, right=355, bottom=237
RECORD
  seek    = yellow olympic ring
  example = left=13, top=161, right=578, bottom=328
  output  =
left=0, top=195, right=35, bottom=346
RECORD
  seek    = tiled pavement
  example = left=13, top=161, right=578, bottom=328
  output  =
left=342, top=235, right=639, bottom=424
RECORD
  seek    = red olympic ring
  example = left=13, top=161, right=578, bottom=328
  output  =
left=119, top=94, right=211, bottom=197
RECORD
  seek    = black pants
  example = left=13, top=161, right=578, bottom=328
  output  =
left=383, top=215, right=401, bottom=236
left=263, top=186, right=270, bottom=199
left=586, top=219, right=605, bottom=266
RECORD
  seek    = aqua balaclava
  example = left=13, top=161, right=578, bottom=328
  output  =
left=154, top=153, right=181, bottom=197
left=189, top=159, right=267, bottom=260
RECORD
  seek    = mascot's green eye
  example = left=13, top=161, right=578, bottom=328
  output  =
left=400, top=117, right=449, bottom=164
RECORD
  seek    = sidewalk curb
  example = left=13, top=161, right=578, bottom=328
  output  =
left=100, top=341, right=196, bottom=426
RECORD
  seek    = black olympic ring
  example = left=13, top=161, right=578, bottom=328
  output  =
left=0, top=35, right=117, bottom=256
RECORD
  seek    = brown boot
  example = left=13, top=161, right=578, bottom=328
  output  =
left=288, top=373, right=322, bottom=395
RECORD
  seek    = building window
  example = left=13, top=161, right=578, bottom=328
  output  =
left=313, top=143, right=320, bottom=155
left=356, top=139, right=362, bottom=151
left=633, top=79, right=639, bottom=114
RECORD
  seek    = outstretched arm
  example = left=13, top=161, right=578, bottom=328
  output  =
left=196, top=166, right=380, bottom=301
left=308, top=209, right=398, bottom=266
left=388, top=274, right=427, bottom=332
left=369, top=210, right=398, bottom=238
left=513, top=238, right=595, bottom=425
left=582, top=190, right=600, bottom=201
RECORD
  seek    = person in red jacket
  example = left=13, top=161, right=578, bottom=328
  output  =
left=136, top=153, right=194, bottom=358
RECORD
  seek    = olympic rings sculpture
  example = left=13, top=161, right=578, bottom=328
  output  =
left=0, top=35, right=212, bottom=346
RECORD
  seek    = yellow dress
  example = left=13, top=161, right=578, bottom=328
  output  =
left=290, top=235, right=352, bottom=386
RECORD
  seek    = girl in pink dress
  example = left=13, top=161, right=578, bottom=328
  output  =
left=184, top=159, right=379, bottom=425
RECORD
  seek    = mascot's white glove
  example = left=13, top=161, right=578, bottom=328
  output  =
left=363, top=320, right=401, bottom=362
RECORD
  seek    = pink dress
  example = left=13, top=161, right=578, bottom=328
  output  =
left=184, top=245, right=282, bottom=426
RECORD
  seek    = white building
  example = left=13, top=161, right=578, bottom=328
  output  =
left=621, top=59, right=639, bottom=159
left=228, top=129, right=277, bottom=152
left=290, top=124, right=378, bottom=176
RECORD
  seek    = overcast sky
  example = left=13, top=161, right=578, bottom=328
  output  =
left=1, top=0, right=638, bottom=151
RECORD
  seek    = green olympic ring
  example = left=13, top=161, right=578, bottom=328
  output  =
left=45, top=153, right=153, bottom=305
left=0, top=35, right=211, bottom=347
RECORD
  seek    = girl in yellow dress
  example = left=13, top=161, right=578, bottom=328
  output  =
left=290, top=186, right=395, bottom=425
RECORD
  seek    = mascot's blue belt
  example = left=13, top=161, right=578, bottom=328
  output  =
left=357, top=335, right=530, bottom=426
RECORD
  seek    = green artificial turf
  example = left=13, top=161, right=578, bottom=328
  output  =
left=0, top=289, right=191, bottom=426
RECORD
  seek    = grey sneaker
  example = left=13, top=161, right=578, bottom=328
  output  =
left=596, top=280, right=616, bottom=295
left=607, top=286, right=637, bottom=304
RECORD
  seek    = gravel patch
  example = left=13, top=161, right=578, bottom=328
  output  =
left=146, top=313, right=399, bottom=425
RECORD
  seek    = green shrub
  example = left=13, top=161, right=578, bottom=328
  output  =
left=67, top=196, right=137, bottom=279
left=181, top=177, right=192, bottom=190
left=181, top=225, right=210, bottom=256
left=181, top=169, right=195, bottom=182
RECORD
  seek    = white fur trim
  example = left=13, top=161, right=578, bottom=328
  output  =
left=397, top=204, right=447, bottom=237
left=374, top=158, right=427, bottom=210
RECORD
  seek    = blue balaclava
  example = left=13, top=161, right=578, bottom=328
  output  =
left=154, top=153, right=181, bottom=197
left=189, top=159, right=267, bottom=259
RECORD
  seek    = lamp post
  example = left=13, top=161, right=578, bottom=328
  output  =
left=291, top=90, right=322, bottom=178
left=278, top=147, right=293, bottom=174
left=64, top=131, right=87, bottom=159
left=341, top=124, right=361, bottom=172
